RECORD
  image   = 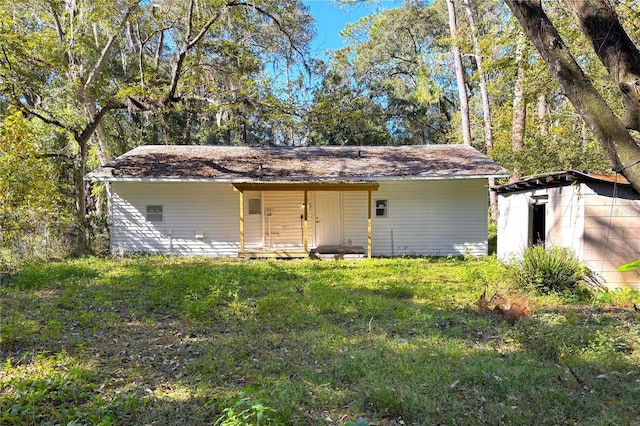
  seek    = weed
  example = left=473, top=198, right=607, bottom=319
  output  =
left=215, top=393, right=277, bottom=425
left=508, top=245, right=593, bottom=296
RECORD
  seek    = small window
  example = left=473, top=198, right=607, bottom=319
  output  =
left=248, top=198, right=261, bottom=215
left=146, top=205, right=163, bottom=222
left=375, top=200, right=388, bottom=217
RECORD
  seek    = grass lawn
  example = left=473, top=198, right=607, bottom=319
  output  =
left=1, top=256, right=639, bottom=425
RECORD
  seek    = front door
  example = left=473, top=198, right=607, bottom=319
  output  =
left=315, top=192, right=341, bottom=246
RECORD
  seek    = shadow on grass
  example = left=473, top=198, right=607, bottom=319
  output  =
left=1, top=256, right=639, bottom=425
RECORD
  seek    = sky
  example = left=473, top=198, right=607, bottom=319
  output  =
left=302, top=0, right=402, bottom=56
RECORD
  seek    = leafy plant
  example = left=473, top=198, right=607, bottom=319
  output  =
left=618, top=260, right=640, bottom=272
left=215, top=394, right=277, bottom=426
left=508, top=245, right=590, bottom=294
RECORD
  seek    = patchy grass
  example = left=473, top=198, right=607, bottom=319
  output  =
left=1, top=256, right=639, bottom=425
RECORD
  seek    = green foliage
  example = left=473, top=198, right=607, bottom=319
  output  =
left=508, top=245, right=590, bottom=295
left=0, top=107, right=75, bottom=271
left=215, top=394, right=277, bottom=426
left=0, top=351, right=148, bottom=425
left=618, top=260, right=640, bottom=272
left=312, top=4, right=452, bottom=146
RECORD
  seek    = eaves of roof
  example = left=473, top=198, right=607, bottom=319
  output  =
left=494, top=170, right=632, bottom=194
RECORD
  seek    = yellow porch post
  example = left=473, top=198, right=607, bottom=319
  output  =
left=303, top=190, right=309, bottom=252
left=239, top=190, right=245, bottom=252
left=367, top=190, right=372, bottom=259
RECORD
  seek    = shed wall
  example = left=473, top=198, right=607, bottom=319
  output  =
left=582, top=183, right=640, bottom=287
left=498, top=185, right=585, bottom=260
left=497, top=191, right=531, bottom=260
left=546, top=185, right=585, bottom=256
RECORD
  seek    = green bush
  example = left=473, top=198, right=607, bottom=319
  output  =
left=509, top=245, right=589, bottom=294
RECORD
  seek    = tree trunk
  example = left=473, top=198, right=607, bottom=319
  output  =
left=505, top=0, right=640, bottom=192
left=446, top=0, right=472, bottom=146
left=75, top=140, right=88, bottom=249
left=563, top=0, right=640, bottom=131
left=511, top=30, right=527, bottom=182
left=538, top=93, right=548, bottom=136
left=463, top=0, right=493, bottom=151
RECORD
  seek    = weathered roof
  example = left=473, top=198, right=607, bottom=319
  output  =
left=495, top=170, right=632, bottom=194
left=85, top=144, right=508, bottom=183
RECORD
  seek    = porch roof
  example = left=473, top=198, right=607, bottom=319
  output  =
left=85, top=144, right=508, bottom=183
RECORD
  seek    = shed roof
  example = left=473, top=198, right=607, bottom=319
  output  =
left=85, top=144, right=508, bottom=183
left=495, top=170, right=632, bottom=194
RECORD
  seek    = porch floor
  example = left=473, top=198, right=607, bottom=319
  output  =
left=238, top=247, right=309, bottom=259
left=238, top=245, right=366, bottom=260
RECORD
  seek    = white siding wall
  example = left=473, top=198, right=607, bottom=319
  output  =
left=262, top=191, right=310, bottom=247
left=110, top=182, right=239, bottom=256
left=369, top=180, right=489, bottom=257
left=497, top=191, right=530, bottom=261
left=343, top=191, right=368, bottom=249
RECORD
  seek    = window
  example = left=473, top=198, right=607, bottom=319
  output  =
left=375, top=200, right=388, bottom=217
left=248, top=198, right=261, bottom=215
left=146, top=205, right=163, bottom=222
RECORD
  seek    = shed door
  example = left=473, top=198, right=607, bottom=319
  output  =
left=315, top=192, right=341, bottom=246
left=530, top=203, right=546, bottom=246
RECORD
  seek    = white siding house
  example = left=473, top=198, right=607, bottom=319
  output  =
left=496, top=171, right=640, bottom=289
left=87, top=145, right=507, bottom=259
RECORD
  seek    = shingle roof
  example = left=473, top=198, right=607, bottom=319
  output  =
left=85, top=144, right=508, bottom=182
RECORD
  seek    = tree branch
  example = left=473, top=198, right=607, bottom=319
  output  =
left=164, top=1, right=227, bottom=105
left=17, top=104, right=79, bottom=139
left=236, top=1, right=311, bottom=74
left=77, top=102, right=126, bottom=144
left=83, top=2, right=140, bottom=91
left=50, top=8, right=65, bottom=44
left=135, top=0, right=310, bottom=113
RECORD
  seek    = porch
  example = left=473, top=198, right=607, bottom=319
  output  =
left=238, top=245, right=366, bottom=260
left=233, top=182, right=378, bottom=259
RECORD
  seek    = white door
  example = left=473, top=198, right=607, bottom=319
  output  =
left=315, top=192, right=341, bottom=246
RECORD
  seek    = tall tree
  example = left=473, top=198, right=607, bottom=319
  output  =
left=463, top=0, right=493, bottom=151
left=446, top=0, right=472, bottom=145
left=308, top=53, right=393, bottom=146
left=505, top=0, right=640, bottom=192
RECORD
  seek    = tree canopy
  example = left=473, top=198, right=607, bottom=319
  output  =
left=2, top=0, right=640, bottom=252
